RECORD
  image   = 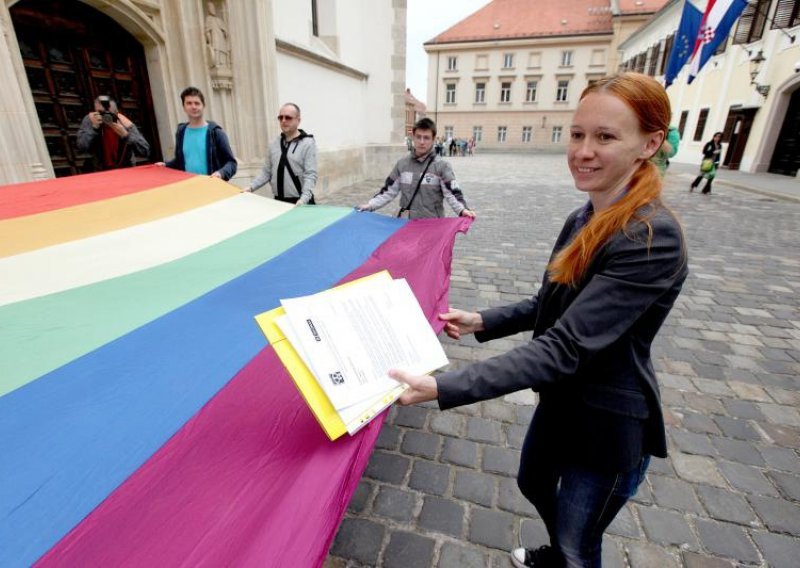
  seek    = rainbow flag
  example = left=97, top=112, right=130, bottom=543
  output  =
left=0, top=167, right=470, bottom=567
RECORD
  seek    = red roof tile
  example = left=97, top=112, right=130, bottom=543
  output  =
left=404, top=88, right=426, bottom=112
left=425, top=0, right=614, bottom=44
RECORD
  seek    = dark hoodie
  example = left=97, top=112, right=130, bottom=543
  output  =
left=165, top=121, right=237, bottom=181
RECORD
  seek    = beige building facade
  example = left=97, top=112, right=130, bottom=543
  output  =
left=0, top=0, right=408, bottom=190
left=426, top=37, right=611, bottom=151
left=619, top=0, right=800, bottom=178
left=423, top=0, right=667, bottom=151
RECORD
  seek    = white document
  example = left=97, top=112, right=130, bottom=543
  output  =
left=279, top=278, right=448, bottom=411
left=275, top=313, right=405, bottom=434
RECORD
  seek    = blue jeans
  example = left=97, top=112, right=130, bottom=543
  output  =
left=517, top=445, right=650, bottom=568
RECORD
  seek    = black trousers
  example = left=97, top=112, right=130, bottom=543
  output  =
left=691, top=176, right=712, bottom=193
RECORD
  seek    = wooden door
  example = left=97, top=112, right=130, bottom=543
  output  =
left=769, top=89, right=800, bottom=177
left=722, top=108, right=756, bottom=171
left=11, top=0, right=162, bottom=177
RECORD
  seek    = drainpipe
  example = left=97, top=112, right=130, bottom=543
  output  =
left=434, top=50, right=440, bottom=124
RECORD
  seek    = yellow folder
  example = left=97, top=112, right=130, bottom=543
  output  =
left=254, top=271, right=405, bottom=441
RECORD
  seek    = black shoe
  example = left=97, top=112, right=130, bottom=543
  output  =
left=510, top=545, right=563, bottom=567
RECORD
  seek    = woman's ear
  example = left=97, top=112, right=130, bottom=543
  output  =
left=640, top=130, right=666, bottom=160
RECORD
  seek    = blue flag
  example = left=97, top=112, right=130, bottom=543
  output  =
left=665, top=0, right=702, bottom=88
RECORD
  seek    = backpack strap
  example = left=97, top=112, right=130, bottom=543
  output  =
left=397, top=155, right=435, bottom=218
left=277, top=138, right=304, bottom=199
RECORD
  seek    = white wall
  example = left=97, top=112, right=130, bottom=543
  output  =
left=275, top=52, right=368, bottom=148
left=271, top=0, right=397, bottom=148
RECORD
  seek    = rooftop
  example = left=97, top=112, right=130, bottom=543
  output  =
left=425, top=0, right=668, bottom=45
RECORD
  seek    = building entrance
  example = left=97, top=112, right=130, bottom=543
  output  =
left=769, top=88, right=800, bottom=177
left=10, top=0, right=161, bottom=177
left=721, top=107, right=756, bottom=171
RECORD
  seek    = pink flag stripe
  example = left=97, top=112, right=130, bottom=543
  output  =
left=36, top=217, right=471, bottom=568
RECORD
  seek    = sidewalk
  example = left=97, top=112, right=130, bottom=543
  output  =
left=669, top=162, right=800, bottom=203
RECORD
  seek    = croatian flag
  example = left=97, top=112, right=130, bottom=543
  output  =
left=687, top=0, right=748, bottom=83
left=664, top=0, right=703, bottom=88
left=0, top=167, right=470, bottom=567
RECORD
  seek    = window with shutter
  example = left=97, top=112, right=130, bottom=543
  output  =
left=635, top=52, right=646, bottom=73
left=654, top=41, right=665, bottom=75
left=647, top=45, right=659, bottom=76
left=661, top=34, right=674, bottom=73
left=772, top=0, right=800, bottom=28
left=678, top=110, right=689, bottom=138
left=734, top=0, right=770, bottom=44
left=693, top=108, right=709, bottom=142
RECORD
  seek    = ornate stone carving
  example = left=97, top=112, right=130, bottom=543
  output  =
left=128, top=0, right=164, bottom=35
left=211, top=77, right=233, bottom=91
left=205, top=1, right=231, bottom=70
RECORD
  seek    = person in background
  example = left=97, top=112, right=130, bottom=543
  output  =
left=390, top=73, right=687, bottom=568
left=356, top=117, right=476, bottom=219
left=156, top=86, right=237, bottom=181
left=246, top=102, right=317, bottom=205
left=690, top=131, right=723, bottom=194
left=76, top=96, right=150, bottom=172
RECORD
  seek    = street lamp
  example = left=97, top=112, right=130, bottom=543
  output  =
left=749, top=50, right=770, bottom=97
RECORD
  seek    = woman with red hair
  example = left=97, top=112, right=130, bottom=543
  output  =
left=392, top=73, right=688, bottom=567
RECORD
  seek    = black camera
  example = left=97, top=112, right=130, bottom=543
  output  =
left=97, top=96, right=118, bottom=124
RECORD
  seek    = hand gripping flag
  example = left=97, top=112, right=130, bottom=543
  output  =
left=687, top=0, right=749, bottom=84
left=665, top=0, right=703, bottom=88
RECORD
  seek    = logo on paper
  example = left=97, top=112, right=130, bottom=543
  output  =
left=306, top=319, right=321, bottom=342
left=329, top=371, right=344, bottom=385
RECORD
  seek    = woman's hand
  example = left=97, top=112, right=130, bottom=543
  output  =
left=439, top=308, right=484, bottom=340
left=389, top=369, right=438, bottom=405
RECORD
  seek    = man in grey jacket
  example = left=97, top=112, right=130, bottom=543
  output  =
left=247, top=103, right=317, bottom=205
left=357, top=118, right=475, bottom=219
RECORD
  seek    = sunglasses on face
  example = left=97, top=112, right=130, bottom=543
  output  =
left=277, top=115, right=297, bottom=121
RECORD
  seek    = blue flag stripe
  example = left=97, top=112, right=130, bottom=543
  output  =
left=665, top=1, right=703, bottom=87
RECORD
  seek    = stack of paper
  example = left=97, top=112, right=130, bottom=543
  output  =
left=255, top=271, right=449, bottom=440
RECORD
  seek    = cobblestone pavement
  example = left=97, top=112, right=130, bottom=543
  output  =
left=318, top=154, right=800, bottom=568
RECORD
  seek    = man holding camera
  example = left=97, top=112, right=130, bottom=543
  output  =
left=77, top=96, right=150, bottom=172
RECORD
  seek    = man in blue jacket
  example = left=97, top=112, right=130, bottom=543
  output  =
left=157, top=86, right=237, bottom=181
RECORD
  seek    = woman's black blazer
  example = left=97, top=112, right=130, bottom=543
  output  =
left=437, top=204, right=688, bottom=472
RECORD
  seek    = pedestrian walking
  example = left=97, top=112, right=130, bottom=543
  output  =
left=390, top=73, right=688, bottom=568
left=690, top=132, right=723, bottom=194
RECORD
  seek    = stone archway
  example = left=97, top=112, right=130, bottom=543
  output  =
left=750, top=73, right=800, bottom=175
left=9, top=0, right=162, bottom=176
